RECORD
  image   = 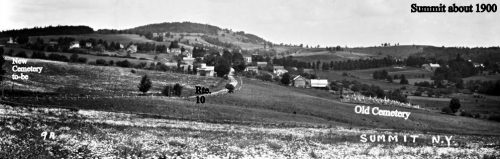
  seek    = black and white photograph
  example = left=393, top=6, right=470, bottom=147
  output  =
left=1, top=0, right=499, bottom=158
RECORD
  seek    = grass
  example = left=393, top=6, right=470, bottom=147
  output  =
left=1, top=104, right=499, bottom=158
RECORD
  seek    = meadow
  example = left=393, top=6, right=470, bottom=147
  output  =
left=1, top=104, right=499, bottom=158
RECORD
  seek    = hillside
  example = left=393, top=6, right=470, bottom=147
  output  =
left=349, top=45, right=427, bottom=59
left=126, top=22, right=268, bottom=50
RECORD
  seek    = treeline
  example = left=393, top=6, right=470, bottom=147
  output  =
left=465, top=80, right=500, bottom=96
left=419, top=46, right=500, bottom=62
left=432, top=54, right=479, bottom=85
left=24, top=37, right=171, bottom=53
left=0, top=25, right=94, bottom=38
left=126, top=22, right=220, bottom=35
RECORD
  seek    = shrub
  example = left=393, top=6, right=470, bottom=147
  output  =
left=15, top=51, right=28, bottom=58
left=441, top=106, right=454, bottom=114
left=449, top=98, right=461, bottom=113
left=31, top=51, right=47, bottom=59
left=138, top=75, right=152, bottom=94
left=280, top=73, right=291, bottom=85
left=6, top=49, right=14, bottom=56
left=162, top=85, right=172, bottom=96
left=225, top=84, right=235, bottom=93
left=173, top=83, right=183, bottom=96
left=108, top=60, right=114, bottom=66
left=77, top=57, right=87, bottom=63
left=69, top=53, right=79, bottom=62
left=489, top=115, right=500, bottom=122
left=47, top=54, right=69, bottom=62
left=131, top=69, right=136, bottom=73
left=95, top=59, right=107, bottom=66
left=116, top=60, right=131, bottom=67
left=257, top=73, right=273, bottom=82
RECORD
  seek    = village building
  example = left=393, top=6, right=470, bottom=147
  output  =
left=127, top=45, right=137, bottom=53
left=85, top=42, right=92, bottom=48
left=197, top=63, right=215, bottom=77
left=292, top=75, right=308, bottom=88
left=309, top=79, right=328, bottom=88
left=69, top=41, right=80, bottom=49
left=303, top=68, right=314, bottom=74
left=48, top=41, right=58, bottom=46
left=244, top=56, right=252, bottom=64
left=7, top=37, right=15, bottom=44
left=273, top=65, right=288, bottom=76
left=422, top=63, right=440, bottom=72
left=257, top=62, right=268, bottom=69
left=473, top=63, right=484, bottom=68
left=245, top=66, right=259, bottom=73
left=169, top=48, right=182, bottom=55
left=119, top=44, right=124, bottom=49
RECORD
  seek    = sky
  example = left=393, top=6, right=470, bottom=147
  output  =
left=1, top=0, right=499, bottom=47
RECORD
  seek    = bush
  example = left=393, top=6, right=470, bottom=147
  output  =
left=95, top=59, right=107, bottom=66
left=131, top=69, right=136, bottom=73
left=489, top=115, right=500, bottom=122
left=31, top=51, right=47, bottom=59
left=108, top=60, right=114, bottom=66
left=77, top=57, right=87, bottom=63
left=441, top=106, right=454, bottom=114
left=257, top=73, right=273, bottom=82
left=47, top=54, right=69, bottom=62
left=162, top=85, right=172, bottom=96
left=138, top=75, right=152, bottom=94
left=280, top=73, right=291, bottom=85
left=69, top=53, right=79, bottom=62
left=225, top=84, right=235, bottom=93
left=116, top=60, right=131, bottom=67
left=15, top=51, right=28, bottom=58
left=173, top=83, right=183, bottom=96
left=449, top=98, right=461, bottom=113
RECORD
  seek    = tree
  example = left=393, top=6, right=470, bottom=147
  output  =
left=215, top=57, right=230, bottom=77
left=449, top=98, right=461, bottom=113
left=173, top=83, right=183, bottom=96
left=70, top=53, right=79, bottom=62
left=386, top=75, right=393, bottom=83
left=162, top=85, right=172, bottom=96
left=400, top=74, right=409, bottom=84
left=281, top=73, right=291, bottom=85
left=138, top=75, right=152, bottom=94
left=0, top=47, right=5, bottom=82
left=225, top=84, right=235, bottom=93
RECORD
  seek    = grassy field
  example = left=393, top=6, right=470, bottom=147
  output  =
left=1, top=55, right=500, bottom=157
left=3, top=56, right=225, bottom=97
left=1, top=104, right=499, bottom=158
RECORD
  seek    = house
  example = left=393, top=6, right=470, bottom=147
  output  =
left=85, top=42, right=92, bottom=48
left=48, top=41, right=58, bottom=46
left=7, top=37, right=15, bottom=44
left=309, top=79, right=328, bottom=88
left=303, top=69, right=314, bottom=74
left=292, top=75, right=308, bottom=88
left=197, top=63, right=215, bottom=77
left=473, top=63, right=484, bottom=68
left=169, top=48, right=182, bottom=55
left=119, top=44, right=124, bottom=49
left=245, top=66, right=259, bottom=73
left=273, top=66, right=288, bottom=76
left=127, top=45, right=137, bottom=53
left=69, top=41, right=80, bottom=49
left=244, top=56, right=252, bottom=64
left=257, top=62, right=268, bottom=68
left=422, top=63, right=440, bottom=72
left=183, top=56, right=195, bottom=65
